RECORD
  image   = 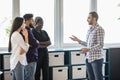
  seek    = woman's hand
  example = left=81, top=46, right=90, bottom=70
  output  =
left=22, top=29, right=29, bottom=44
left=20, top=48, right=25, bottom=55
left=22, top=29, right=28, bottom=38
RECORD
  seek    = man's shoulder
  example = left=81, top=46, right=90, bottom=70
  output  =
left=25, top=26, right=31, bottom=31
left=32, top=28, right=36, bottom=33
left=95, top=26, right=105, bottom=34
left=41, top=30, right=48, bottom=34
left=97, top=25, right=104, bottom=31
left=41, top=30, right=46, bottom=32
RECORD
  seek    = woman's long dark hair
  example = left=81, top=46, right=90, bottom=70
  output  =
left=8, top=17, right=24, bottom=52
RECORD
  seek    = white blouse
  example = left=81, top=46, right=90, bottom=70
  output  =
left=10, top=31, right=29, bottom=70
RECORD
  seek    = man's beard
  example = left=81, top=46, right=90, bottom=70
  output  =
left=29, top=23, right=34, bottom=28
left=88, top=22, right=92, bottom=25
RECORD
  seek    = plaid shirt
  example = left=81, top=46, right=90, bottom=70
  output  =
left=79, top=24, right=105, bottom=62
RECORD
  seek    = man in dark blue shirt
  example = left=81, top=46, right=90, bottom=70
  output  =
left=23, top=14, right=39, bottom=80
left=32, top=17, right=51, bottom=80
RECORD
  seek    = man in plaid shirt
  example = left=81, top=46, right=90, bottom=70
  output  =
left=70, top=11, right=105, bottom=80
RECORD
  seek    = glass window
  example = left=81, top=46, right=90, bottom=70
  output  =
left=0, top=0, right=12, bottom=47
left=63, top=0, right=90, bottom=43
left=20, top=0, right=54, bottom=45
left=98, top=0, right=120, bottom=44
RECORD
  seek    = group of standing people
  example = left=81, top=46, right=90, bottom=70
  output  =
left=8, top=11, right=105, bottom=80
left=8, top=14, right=51, bottom=80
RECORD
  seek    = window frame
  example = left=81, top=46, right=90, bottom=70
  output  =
left=1, top=0, right=120, bottom=50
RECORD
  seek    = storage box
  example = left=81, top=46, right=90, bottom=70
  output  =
left=4, top=71, right=12, bottom=80
left=71, top=51, right=85, bottom=64
left=103, top=50, right=106, bottom=62
left=103, top=64, right=105, bottom=76
left=53, top=67, right=68, bottom=80
left=72, top=65, right=86, bottom=79
left=4, top=55, right=10, bottom=69
left=49, top=52, right=64, bottom=66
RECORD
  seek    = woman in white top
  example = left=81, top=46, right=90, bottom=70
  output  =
left=8, top=17, right=29, bottom=80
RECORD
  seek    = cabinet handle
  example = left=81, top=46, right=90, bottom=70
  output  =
left=58, top=69, right=63, bottom=72
left=76, top=54, right=80, bottom=56
left=78, top=68, right=81, bottom=70
left=54, top=55, right=59, bottom=57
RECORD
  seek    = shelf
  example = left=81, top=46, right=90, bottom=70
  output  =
left=48, top=48, right=110, bottom=80
left=0, top=48, right=110, bottom=80
left=68, top=78, right=88, bottom=80
left=49, top=64, right=86, bottom=67
left=0, top=69, right=10, bottom=72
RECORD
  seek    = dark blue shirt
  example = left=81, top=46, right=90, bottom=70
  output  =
left=25, top=27, right=39, bottom=63
left=32, top=29, right=50, bottom=52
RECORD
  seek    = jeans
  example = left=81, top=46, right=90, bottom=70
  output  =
left=86, top=59, right=103, bottom=80
left=12, top=62, right=24, bottom=80
left=24, top=62, right=37, bottom=80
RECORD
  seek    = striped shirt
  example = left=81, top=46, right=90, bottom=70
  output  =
left=79, top=24, right=105, bottom=62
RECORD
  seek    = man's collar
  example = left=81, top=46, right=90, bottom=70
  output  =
left=90, top=23, right=99, bottom=29
left=25, top=26, right=30, bottom=30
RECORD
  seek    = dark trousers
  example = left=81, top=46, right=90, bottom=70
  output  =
left=35, top=49, right=49, bottom=80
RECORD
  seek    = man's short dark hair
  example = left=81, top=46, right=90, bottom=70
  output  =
left=23, top=14, right=33, bottom=21
left=89, top=11, right=98, bottom=21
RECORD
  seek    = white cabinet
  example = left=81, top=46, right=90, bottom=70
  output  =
left=72, top=65, right=86, bottom=79
left=4, top=55, right=10, bottom=69
left=53, top=67, right=68, bottom=80
left=71, top=51, right=85, bottom=64
left=103, top=50, right=106, bottom=62
left=49, top=52, right=64, bottom=66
